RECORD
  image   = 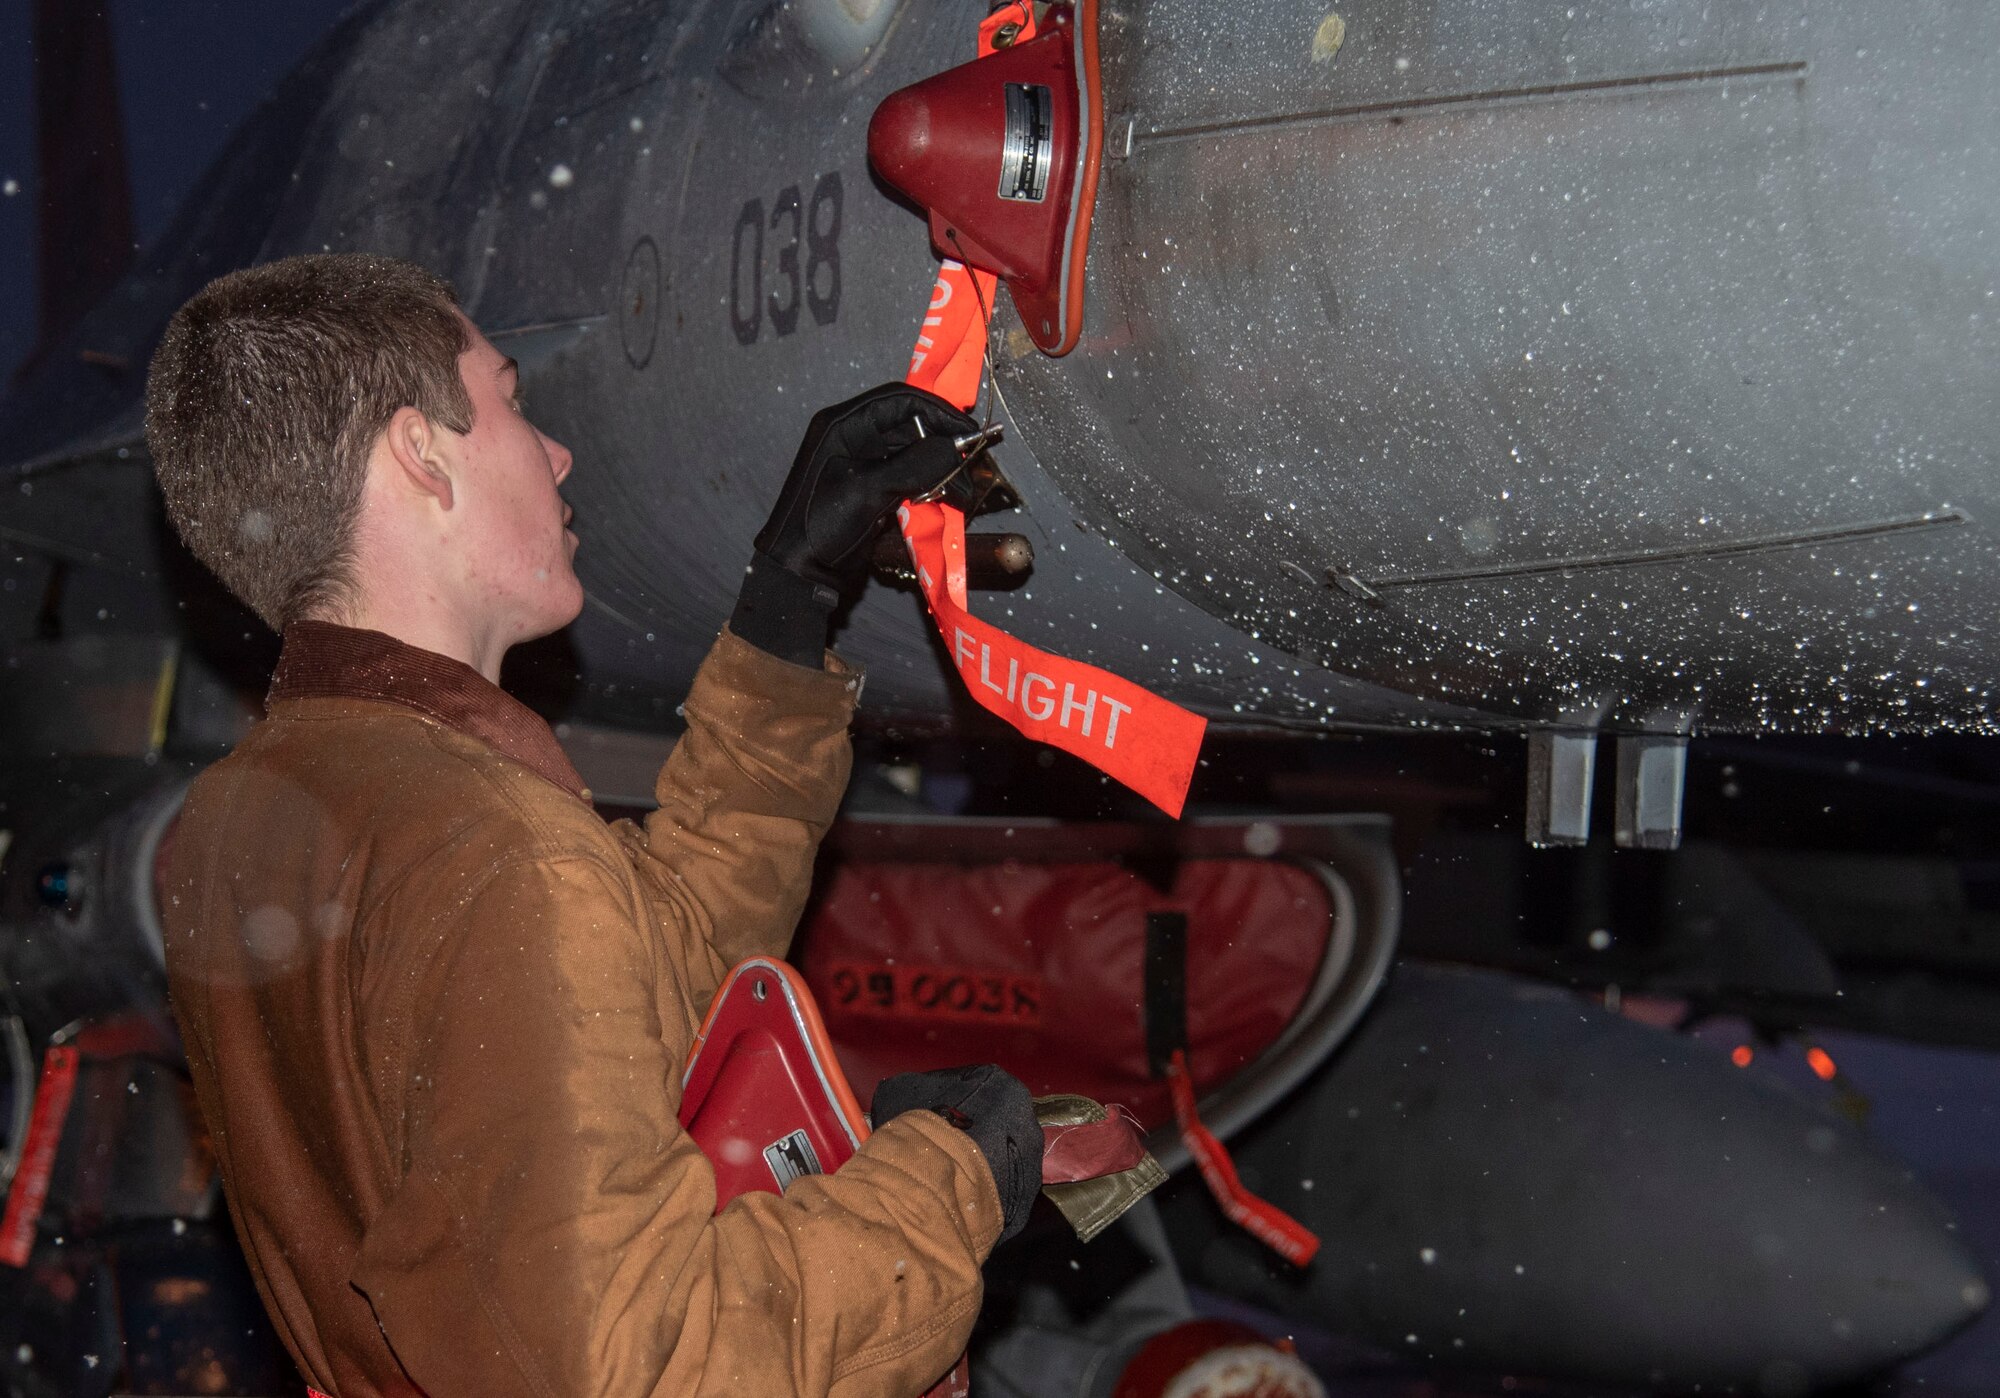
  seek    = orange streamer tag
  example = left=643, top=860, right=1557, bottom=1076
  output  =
left=0, top=1045, right=80, bottom=1267
left=902, top=0, right=1024, bottom=404
left=905, top=258, right=995, bottom=406
left=895, top=0, right=1201, bottom=817
left=977, top=0, right=1036, bottom=53
left=1167, top=1048, right=1321, bottom=1267
left=897, top=500, right=1205, bottom=818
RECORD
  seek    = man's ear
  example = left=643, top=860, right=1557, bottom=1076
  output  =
left=378, top=405, right=455, bottom=511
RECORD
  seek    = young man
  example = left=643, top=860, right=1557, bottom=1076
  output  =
left=145, top=254, right=1043, bottom=1398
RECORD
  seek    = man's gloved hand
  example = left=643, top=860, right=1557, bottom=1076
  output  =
left=760, top=383, right=978, bottom=592
left=872, top=1063, right=1043, bottom=1244
left=731, top=383, right=977, bottom=666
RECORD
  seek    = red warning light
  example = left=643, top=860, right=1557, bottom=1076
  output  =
left=1807, top=1047, right=1838, bottom=1081
left=1731, top=1045, right=1754, bottom=1068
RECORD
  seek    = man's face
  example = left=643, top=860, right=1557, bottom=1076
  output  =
left=446, top=317, right=583, bottom=643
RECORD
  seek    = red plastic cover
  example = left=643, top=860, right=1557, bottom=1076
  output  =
left=678, top=958, right=868, bottom=1208
left=867, top=0, right=1103, bottom=355
left=797, top=859, right=1332, bottom=1131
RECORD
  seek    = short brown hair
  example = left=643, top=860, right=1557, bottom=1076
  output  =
left=145, top=253, right=473, bottom=629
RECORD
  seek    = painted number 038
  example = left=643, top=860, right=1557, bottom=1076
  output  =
left=730, top=172, right=842, bottom=345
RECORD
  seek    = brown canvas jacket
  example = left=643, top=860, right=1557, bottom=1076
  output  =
left=161, top=622, right=1000, bottom=1398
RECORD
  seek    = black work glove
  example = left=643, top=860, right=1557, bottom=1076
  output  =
left=759, top=382, right=978, bottom=591
left=872, top=1063, right=1043, bottom=1245
left=730, top=383, right=977, bottom=666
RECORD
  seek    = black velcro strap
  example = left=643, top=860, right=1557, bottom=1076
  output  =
left=1143, top=910, right=1188, bottom=1080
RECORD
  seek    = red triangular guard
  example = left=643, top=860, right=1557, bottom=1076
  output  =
left=679, top=958, right=870, bottom=1209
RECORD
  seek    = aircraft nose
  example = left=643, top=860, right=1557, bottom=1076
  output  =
left=1809, top=1154, right=1991, bottom=1362
left=1846, top=1210, right=1991, bottom=1367
left=1710, top=1104, right=1989, bottom=1384
left=1163, top=962, right=1990, bottom=1392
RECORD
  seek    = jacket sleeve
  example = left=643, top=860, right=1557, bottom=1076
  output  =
left=350, top=854, right=999, bottom=1398
left=617, top=626, right=859, bottom=972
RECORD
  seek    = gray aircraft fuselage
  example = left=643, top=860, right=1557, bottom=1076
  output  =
left=2, top=0, right=1995, bottom=743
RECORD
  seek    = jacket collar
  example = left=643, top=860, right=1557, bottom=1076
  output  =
left=269, top=621, right=589, bottom=801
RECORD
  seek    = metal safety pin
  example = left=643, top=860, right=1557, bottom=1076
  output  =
left=910, top=419, right=1006, bottom=503
left=910, top=416, right=1006, bottom=457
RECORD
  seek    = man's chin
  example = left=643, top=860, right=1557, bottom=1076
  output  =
left=553, top=575, right=586, bottom=630
left=518, top=577, right=586, bottom=645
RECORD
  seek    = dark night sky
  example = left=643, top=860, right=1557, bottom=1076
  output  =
left=0, top=0, right=359, bottom=382
left=0, top=1, right=36, bottom=380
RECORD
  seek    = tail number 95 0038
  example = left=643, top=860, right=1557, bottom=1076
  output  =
left=827, top=961, right=1042, bottom=1027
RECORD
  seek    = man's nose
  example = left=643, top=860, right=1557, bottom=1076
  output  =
left=545, top=432, right=574, bottom=485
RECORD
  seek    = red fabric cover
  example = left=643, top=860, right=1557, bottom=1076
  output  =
left=1042, top=1106, right=1149, bottom=1184
left=796, top=859, right=1331, bottom=1132
left=1110, top=1320, right=1318, bottom=1398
